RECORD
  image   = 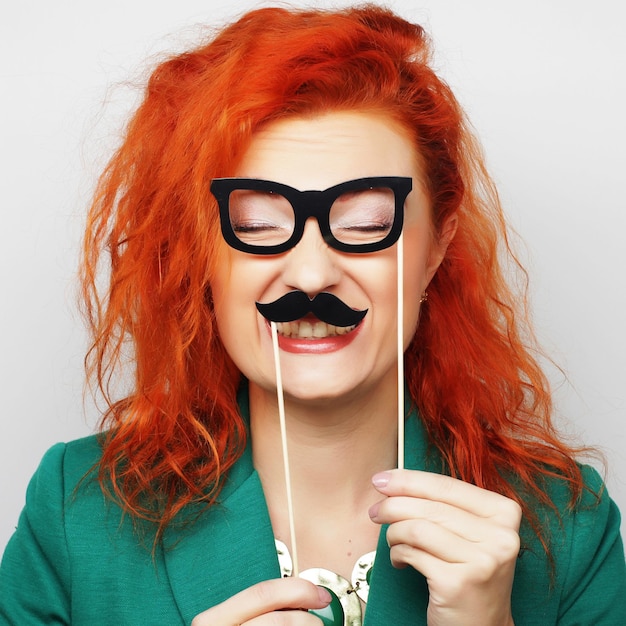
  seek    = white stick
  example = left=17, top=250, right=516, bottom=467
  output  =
left=397, top=233, right=405, bottom=470
left=270, top=321, right=299, bottom=577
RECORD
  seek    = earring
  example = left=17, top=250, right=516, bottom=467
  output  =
left=419, top=292, right=428, bottom=303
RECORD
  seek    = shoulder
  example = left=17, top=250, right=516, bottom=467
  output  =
left=547, top=464, right=625, bottom=622
left=0, top=435, right=105, bottom=623
left=558, top=465, right=624, bottom=583
left=33, top=434, right=103, bottom=486
left=531, top=463, right=622, bottom=566
left=7, top=435, right=110, bottom=574
left=541, top=463, right=621, bottom=549
left=16, top=435, right=107, bottom=547
left=20, top=435, right=103, bottom=517
left=510, top=464, right=625, bottom=623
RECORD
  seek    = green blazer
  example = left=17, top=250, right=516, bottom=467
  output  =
left=1, top=388, right=625, bottom=624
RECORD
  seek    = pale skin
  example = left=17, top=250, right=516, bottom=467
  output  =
left=192, top=111, right=519, bottom=625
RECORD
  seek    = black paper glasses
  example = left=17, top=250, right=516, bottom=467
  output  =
left=210, top=176, right=412, bottom=255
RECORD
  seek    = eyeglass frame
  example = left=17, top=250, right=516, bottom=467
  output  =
left=210, top=176, right=413, bottom=255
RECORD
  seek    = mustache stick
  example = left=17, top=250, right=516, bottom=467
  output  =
left=270, top=321, right=299, bottom=576
left=397, top=233, right=405, bottom=470
left=269, top=235, right=405, bottom=579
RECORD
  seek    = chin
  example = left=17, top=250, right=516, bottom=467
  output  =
left=281, top=376, right=367, bottom=408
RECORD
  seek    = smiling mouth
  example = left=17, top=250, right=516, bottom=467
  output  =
left=274, top=319, right=358, bottom=339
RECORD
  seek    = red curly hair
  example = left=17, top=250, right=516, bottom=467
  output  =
left=81, top=4, right=587, bottom=547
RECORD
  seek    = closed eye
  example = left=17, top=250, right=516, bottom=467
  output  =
left=232, top=221, right=283, bottom=233
left=339, top=221, right=393, bottom=232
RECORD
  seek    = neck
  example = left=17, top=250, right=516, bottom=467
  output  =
left=251, top=376, right=397, bottom=535
left=249, top=375, right=400, bottom=576
left=250, top=376, right=398, bottom=500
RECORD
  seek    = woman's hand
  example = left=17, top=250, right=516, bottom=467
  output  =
left=191, top=577, right=331, bottom=625
left=369, top=469, right=521, bottom=626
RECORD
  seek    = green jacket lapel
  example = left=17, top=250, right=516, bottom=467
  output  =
left=364, top=400, right=436, bottom=625
left=162, top=429, right=281, bottom=623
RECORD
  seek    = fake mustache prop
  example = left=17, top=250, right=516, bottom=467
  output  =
left=255, top=291, right=368, bottom=327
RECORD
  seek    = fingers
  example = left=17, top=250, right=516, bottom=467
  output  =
left=385, top=518, right=520, bottom=573
left=369, top=470, right=521, bottom=570
left=371, top=469, right=522, bottom=526
left=370, top=494, right=521, bottom=548
left=191, top=577, right=330, bottom=626
left=367, top=469, right=520, bottom=623
left=246, top=611, right=326, bottom=625
left=370, top=495, right=487, bottom=541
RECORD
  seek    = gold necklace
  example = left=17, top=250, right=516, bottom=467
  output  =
left=275, top=539, right=376, bottom=626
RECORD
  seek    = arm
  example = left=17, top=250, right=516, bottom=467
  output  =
left=0, top=443, right=71, bottom=625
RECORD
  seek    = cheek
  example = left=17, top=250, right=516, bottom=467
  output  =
left=401, top=231, right=436, bottom=339
left=402, top=225, right=436, bottom=290
left=210, top=275, right=263, bottom=380
left=210, top=252, right=251, bottom=347
left=210, top=246, right=259, bottom=313
left=209, top=252, right=277, bottom=354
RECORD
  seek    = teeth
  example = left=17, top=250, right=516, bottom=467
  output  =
left=299, top=321, right=313, bottom=338
left=312, top=321, right=327, bottom=337
left=275, top=321, right=357, bottom=339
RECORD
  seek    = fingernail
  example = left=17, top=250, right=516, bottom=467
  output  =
left=372, top=471, right=391, bottom=488
left=368, top=501, right=380, bottom=519
left=317, top=586, right=332, bottom=604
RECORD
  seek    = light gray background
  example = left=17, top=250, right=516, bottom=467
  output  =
left=1, top=0, right=624, bottom=552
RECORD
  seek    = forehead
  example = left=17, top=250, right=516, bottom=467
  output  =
left=234, top=110, right=424, bottom=190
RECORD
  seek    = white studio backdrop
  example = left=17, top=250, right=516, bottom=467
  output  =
left=1, top=0, right=624, bottom=552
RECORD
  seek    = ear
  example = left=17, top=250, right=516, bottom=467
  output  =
left=425, top=213, right=458, bottom=283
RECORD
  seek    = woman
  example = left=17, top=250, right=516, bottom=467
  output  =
left=1, top=5, right=624, bottom=625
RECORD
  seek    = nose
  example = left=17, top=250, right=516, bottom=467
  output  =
left=281, top=218, right=341, bottom=296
